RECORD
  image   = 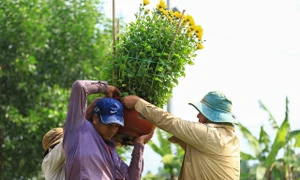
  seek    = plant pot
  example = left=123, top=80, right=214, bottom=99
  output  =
left=113, top=108, right=156, bottom=146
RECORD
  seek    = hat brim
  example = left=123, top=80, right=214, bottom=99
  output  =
left=100, top=115, right=124, bottom=126
left=188, top=102, right=238, bottom=124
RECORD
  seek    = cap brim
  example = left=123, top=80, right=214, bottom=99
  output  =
left=188, top=102, right=238, bottom=124
left=100, top=115, right=124, bottom=126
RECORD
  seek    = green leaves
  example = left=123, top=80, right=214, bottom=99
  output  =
left=238, top=123, right=261, bottom=156
left=239, top=97, right=300, bottom=179
left=147, top=129, right=183, bottom=179
left=102, top=1, right=203, bottom=108
left=265, top=118, right=289, bottom=167
left=0, top=0, right=112, bottom=178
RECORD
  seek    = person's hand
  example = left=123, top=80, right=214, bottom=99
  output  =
left=105, top=85, right=121, bottom=98
left=134, top=130, right=155, bottom=145
left=121, top=95, right=140, bottom=109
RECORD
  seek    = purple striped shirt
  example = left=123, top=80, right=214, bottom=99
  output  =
left=63, top=80, right=144, bottom=180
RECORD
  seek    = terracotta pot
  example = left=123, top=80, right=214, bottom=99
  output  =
left=113, top=108, right=156, bottom=146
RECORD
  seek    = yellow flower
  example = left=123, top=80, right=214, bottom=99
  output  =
left=187, top=26, right=195, bottom=33
left=183, top=15, right=195, bottom=26
left=145, top=9, right=150, bottom=14
left=143, top=0, right=150, bottom=5
left=197, top=43, right=204, bottom=49
left=161, top=9, right=168, bottom=15
left=196, top=32, right=203, bottom=41
left=156, top=0, right=167, bottom=9
left=173, top=11, right=182, bottom=19
left=194, top=25, right=203, bottom=34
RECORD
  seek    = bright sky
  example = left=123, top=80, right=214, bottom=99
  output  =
left=103, top=0, right=300, bottom=175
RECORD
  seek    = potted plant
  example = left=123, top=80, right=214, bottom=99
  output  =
left=101, top=0, right=204, bottom=145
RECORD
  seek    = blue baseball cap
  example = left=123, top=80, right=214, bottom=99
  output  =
left=188, top=91, right=237, bottom=124
left=93, top=98, right=124, bottom=126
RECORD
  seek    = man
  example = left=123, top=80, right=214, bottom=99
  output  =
left=42, top=127, right=65, bottom=180
left=121, top=91, right=240, bottom=180
left=41, top=98, right=111, bottom=180
left=63, top=80, right=153, bottom=180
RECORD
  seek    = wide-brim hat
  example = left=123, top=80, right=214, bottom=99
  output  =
left=188, top=91, right=237, bottom=124
left=94, top=98, right=124, bottom=126
left=42, top=127, right=63, bottom=156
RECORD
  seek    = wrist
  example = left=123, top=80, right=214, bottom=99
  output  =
left=134, top=141, right=145, bottom=146
left=98, top=81, right=108, bottom=93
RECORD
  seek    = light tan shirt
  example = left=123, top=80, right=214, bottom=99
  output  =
left=135, top=99, right=240, bottom=180
left=42, top=139, right=65, bottom=180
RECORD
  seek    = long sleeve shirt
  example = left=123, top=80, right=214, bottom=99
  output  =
left=63, top=80, right=144, bottom=180
left=135, top=99, right=240, bottom=180
left=42, top=139, right=65, bottom=180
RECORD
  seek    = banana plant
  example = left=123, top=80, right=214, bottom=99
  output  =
left=146, top=129, right=184, bottom=180
left=238, top=97, right=300, bottom=180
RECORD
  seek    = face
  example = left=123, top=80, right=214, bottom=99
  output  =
left=197, top=111, right=208, bottom=123
left=93, top=114, right=120, bottom=141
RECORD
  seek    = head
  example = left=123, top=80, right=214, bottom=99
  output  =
left=86, top=97, right=102, bottom=122
left=92, top=97, right=124, bottom=141
left=188, top=91, right=237, bottom=124
left=42, top=127, right=63, bottom=157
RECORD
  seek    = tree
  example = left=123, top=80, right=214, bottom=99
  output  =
left=238, top=97, right=300, bottom=180
left=0, top=0, right=112, bottom=178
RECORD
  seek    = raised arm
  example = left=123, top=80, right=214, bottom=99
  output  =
left=120, top=130, right=154, bottom=180
left=63, top=80, right=108, bottom=133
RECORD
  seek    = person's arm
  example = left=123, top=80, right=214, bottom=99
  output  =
left=119, top=143, right=144, bottom=180
left=120, top=130, right=154, bottom=180
left=63, top=80, right=108, bottom=133
left=134, top=98, right=209, bottom=148
left=168, top=136, right=187, bottom=150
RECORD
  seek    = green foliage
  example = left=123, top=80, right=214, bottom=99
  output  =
left=2, top=86, right=68, bottom=179
left=147, top=129, right=184, bottom=179
left=240, top=160, right=256, bottom=180
left=102, top=0, right=204, bottom=108
left=238, top=97, right=300, bottom=179
left=0, top=0, right=112, bottom=178
left=142, top=167, right=170, bottom=180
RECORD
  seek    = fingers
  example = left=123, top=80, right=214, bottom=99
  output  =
left=120, top=97, right=129, bottom=108
left=147, top=130, right=155, bottom=139
left=106, top=92, right=113, bottom=98
left=115, top=88, right=121, bottom=95
left=143, top=130, right=155, bottom=144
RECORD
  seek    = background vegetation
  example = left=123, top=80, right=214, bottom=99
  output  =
left=0, top=0, right=112, bottom=179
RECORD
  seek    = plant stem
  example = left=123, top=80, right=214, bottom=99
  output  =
left=168, top=10, right=186, bottom=60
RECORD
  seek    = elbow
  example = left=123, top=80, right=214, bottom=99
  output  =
left=72, top=80, right=84, bottom=89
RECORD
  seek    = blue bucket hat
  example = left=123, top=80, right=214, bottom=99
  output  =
left=188, top=91, right=237, bottom=124
left=93, top=98, right=124, bottom=126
